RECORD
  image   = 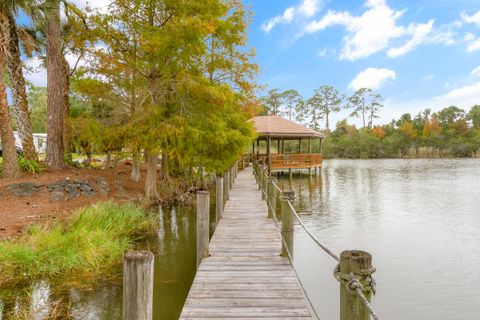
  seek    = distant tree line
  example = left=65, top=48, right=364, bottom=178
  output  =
left=260, top=86, right=480, bottom=158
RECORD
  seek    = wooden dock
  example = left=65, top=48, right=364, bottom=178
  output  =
left=180, top=166, right=313, bottom=319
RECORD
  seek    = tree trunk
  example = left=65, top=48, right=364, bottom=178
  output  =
left=131, top=149, right=141, bottom=182
left=160, top=150, right=169, bottom=180
left=1, top=11, right=37, bottom=161
left=45, top=4, right=65, bottom=170
left=0, top=52, right=21, bottom=178
left=62, top=56, right=72, bottom=163
left=113, top=150, right=121, bottom=168
left=86, top=153, right=92, bottom=166
left=326, top=110, right=330, bottom=131
left=144, top=152, right=159, bottom=201
left=104, top=151, right=112, bottom=169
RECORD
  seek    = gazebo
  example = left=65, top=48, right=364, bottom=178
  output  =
left=250, top=116, right=325, bottom=174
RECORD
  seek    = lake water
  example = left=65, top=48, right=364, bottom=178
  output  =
left=1, top=159, right=479, bottom=319
left=276, top=159, right=480, bottom=320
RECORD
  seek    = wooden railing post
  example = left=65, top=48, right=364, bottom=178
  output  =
left=215, top=177, right=223, bottom=224
left=281, top=191, right=295, bottom=258
left=267, top=178, right=277, bottom=219
left=224, top=170, right=230, bottom=202
left=229, top=166, right=233, bottom=189
left=339, top=250, right=373, bottom=320
left=261, top=173, right=267, bottom=200
left=196, top=191, right=210, bottom=268
left=257, top=166, right=262, bottom=190
left=123, top=250, right=154, bottom=320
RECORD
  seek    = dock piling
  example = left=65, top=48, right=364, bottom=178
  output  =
left=339, top=250, right=374, bottom=320
left=281, top=191, right=295, bottom=258
left=196, top=191, right=210, bottom=267
left=216, top=177, right=223, bottom=224
left=123, top=250, right=154, bottom=320
left=267, top=178, right=277, bottom=219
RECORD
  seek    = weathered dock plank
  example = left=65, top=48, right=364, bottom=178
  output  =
left=179, top=166, right=312, bottom=319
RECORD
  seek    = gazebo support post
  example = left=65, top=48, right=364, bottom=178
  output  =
left=252, top=142, right=255, bottom=162
left=256, top=139, right=260, bottom=162
left=308, top=138, right=312, bottom=176
left=267, top=137, right=271, bottom=175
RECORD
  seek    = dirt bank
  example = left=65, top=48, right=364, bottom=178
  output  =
left=0, top=162, right=146, bottom=240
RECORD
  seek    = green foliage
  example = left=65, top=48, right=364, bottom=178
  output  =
left=325, top=105, right=480, bottom=158
left=467, top=105, right=480, bottom=128
left=27, top=85, right=47, bottom=133
left=0, top=202, right=157, bottom=287
left=18, top=156, right=43, bottom=174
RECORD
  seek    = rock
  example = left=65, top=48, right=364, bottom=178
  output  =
left=8, top=183, right=43, bottom=196
left=95, top=177, right=109, bottom=195
left=64, top=183, right=81, bottom=199
left=50, top=191, right=65, bottom=201
left=80, top=182, right=95, bottom=196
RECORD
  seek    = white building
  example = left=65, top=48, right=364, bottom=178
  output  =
left=12, top=132, right=47, bottom=153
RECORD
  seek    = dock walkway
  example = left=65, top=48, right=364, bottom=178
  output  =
left=180, top=166, right=313, bottom=319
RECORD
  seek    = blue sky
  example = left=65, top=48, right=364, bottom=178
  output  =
left=24, top=0, right=480, bottom=127
left=242, top=0, right=480, bottom=126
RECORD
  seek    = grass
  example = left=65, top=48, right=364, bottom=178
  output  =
left=0, top=156, right=44, bottom=176
left=0, top=201, right=157, bottom=288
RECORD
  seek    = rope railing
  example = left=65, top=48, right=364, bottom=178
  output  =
left=253, top=161, right=380, bottom=320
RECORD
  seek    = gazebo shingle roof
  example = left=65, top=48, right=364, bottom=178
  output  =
left=250, top=116, right=325, bottom=138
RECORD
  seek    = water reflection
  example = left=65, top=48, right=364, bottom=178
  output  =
left=0, top=205, right=197, bottom=320
left=277, top=159, right=480, bottom=320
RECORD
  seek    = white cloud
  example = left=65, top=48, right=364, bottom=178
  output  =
left=471, top=66, right=480, bottom=77
left=317, top=47, right=328, bottom=57
left=464, top=32, right=475, bottom=41
left=466, top=37, right=480, bottom=52
left=305, top=0, right=447, bottom=60
left=262, top=0, right=322, bottom=33
left=388, top=20, right=434, bottom=57
left=433, top=81, right=480, bottom=108
left=349, top=67, right=396, bottom=90
left=461, top=10, right=480, bottom=26
left=299, top=0, right=321, bottom=17
left=70, top=0, right=111, bottom=10
left=24, top=52, right=88, bottom=87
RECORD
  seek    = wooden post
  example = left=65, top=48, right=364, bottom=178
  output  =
left=196, top=191, right=210, bottom=268
left=339, top=250, right=373, bottom=320
left=308, top=138, right=312, bottom=176
left=224, top=171, right=229, bottom=202
left=215, top=177, right=223, bottom=224
left=261, top=173, right=267, bottom=200
left=267, top=137, right=271, bottom=175
left=267, top=178, right=277, bottom=219
left=123, top=250, right=154, bottom=320
left=229, top=166, right=233, bottom=189
left=257, top=167, right=262, bottom=190
left=281, top=191, right=295, bottom=258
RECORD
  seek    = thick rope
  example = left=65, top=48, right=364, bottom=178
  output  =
left=333, top=263, right=379, bottom=320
